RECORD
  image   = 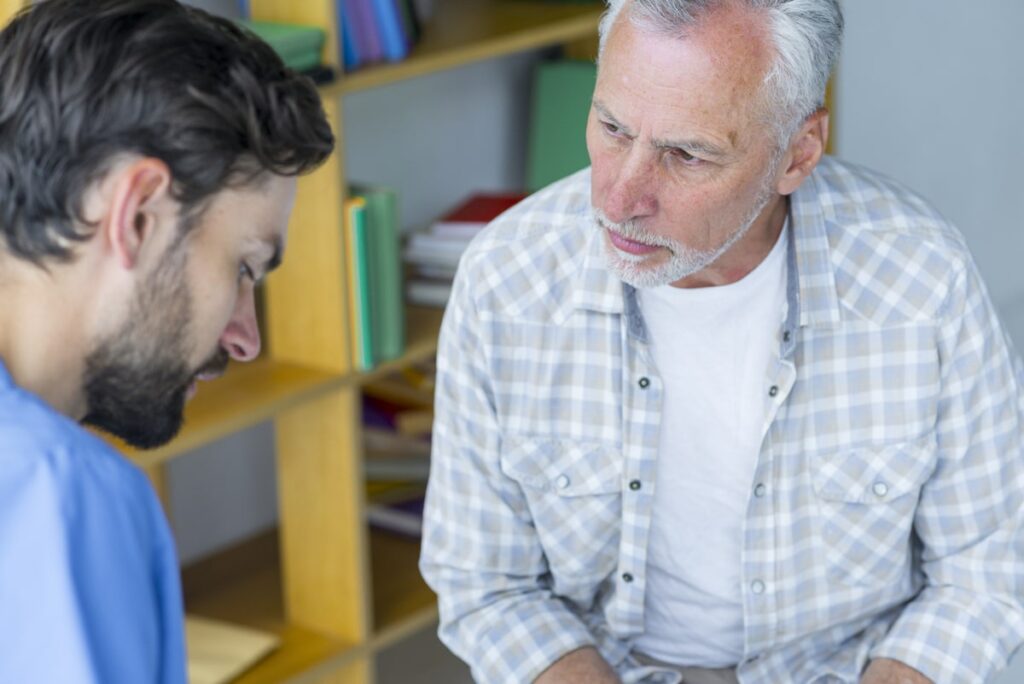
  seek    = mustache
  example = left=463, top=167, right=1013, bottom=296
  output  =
left=195, top=347, right=230, bottom=378
left=593, top=209, right=677, bottom=250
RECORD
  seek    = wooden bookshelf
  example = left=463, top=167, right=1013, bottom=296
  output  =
left=324, top=0, right=604, bottom=96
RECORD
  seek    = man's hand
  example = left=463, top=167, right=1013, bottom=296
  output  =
left=534, top=646, right=621, bottom=684
left=861, top=658, right=933, bottom=684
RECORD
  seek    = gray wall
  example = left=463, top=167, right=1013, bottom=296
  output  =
left=832, top=3, right=1024, bottom=679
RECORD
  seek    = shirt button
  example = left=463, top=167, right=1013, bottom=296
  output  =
left=872, top=481, right=889, bottom=498
left=753, top=483, right=767, bottom=498
left=555, top=475, right=570, bottom=489
left=751, top=580, right=766, bottom=595
left=629, top=480, right=642, bottom=491
left=768, top=385, right=779, bottom=397
left=622, top=572, right=634, bottom=583
left=638, top=377, right=650, bottom=389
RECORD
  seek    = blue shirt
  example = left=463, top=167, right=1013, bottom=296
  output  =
left=0, top=360, right=186, bottom=683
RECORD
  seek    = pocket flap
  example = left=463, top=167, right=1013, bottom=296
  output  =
left=813, top=438, right=935, bottom=503
left=500, top=437, right=622, bottom=496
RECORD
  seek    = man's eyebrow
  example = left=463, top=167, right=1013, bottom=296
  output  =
left=653, top=135, right=728, bottom=159
left=592, top=100, right=633, bottom=136
left=594, top=98, right=728, bottom=158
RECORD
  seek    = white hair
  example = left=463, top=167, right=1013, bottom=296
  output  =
left=597, top=0, right=843, bottom=145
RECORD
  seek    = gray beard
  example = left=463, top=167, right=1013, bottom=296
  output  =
left=596, top=175, right=777, bottom=289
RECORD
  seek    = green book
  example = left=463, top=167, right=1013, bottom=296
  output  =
left=350, top=184, right=405, bottom=365
left=239, top=20, right=326, bottom=71
left=346, top=196, right=375, bottom=371
left=526, top=60, right=598, bottom=192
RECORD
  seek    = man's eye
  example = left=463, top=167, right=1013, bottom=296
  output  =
left=239, top=262, right=255, bottom=282
left=602, top=121, right=621, bottom=136
left=671, top=148, right=698, bottom=163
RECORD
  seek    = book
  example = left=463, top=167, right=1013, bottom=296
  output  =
left=344, top=197, right=375, bottom=371
left=430, top=192, right=528, bottom=239
left=367, top=495, right=425, bottom=537
left=343, top=0, right=383, bottom=63
left=339, top=5, right=361, bottom=70
left=350, top=183, right=405, bottom=365
left=368, top=0, right=411, bottom=62
left=406, top=278, right=452, bottom=308
left=238, top=21, right=326, bottom=71
left=526, top=60, right=598, bottom=192
left=185, top=615, right=278, bottom=684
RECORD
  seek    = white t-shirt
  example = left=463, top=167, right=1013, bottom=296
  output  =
left=634, top=224, right=788, bottom=666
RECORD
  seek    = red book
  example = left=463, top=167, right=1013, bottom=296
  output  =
left=430, top=192, right=528, bottom=239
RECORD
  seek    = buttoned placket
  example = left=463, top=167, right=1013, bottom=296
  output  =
left=740, top=223, right=801, bottom=668
left=610, top=285, right=662, bottom=635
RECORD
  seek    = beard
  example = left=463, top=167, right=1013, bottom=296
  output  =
left=81, top=240, right=228, bottom=449
left=596, top=168, right=778, bottom=289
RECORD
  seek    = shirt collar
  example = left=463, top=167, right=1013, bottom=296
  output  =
left=788, top=165, right=842, bottom=329
left=572, top=210, right=627, bottom=315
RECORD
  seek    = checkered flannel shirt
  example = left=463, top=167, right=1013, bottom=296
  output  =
left=420, top=157, right=1024, bottom=683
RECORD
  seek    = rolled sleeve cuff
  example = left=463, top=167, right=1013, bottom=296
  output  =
left=442, top=595, right=597, bottom=683
left=870, top=588, right=1024, bottom=683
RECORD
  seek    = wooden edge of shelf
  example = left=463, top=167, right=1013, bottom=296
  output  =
left=321, top=8, right=603, bottom=97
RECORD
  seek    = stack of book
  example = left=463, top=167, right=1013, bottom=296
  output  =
left=338, top=0, right=428, bottom=70
left=344, top=185, right=405, bottom=371
left=238, top=21, right=333, bottom=83
left=403, top=192, right=527, bottom=308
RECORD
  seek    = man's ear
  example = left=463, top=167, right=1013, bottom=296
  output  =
left=104, top=158, right=173, bottom=270
left=776, top=108, right=829, bottom=197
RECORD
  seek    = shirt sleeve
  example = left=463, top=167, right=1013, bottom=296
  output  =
left=419, top=261, right=597, bottom=683
left=870, top=253, right=1024, bottom=681
left=0, top=438, right=186, bottom=684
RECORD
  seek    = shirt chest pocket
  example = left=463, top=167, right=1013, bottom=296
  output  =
left=500, top=438, right=623, bottom=589
left=813, top=438, right=935, bottom=587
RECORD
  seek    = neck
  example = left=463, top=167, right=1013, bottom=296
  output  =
left=0, top=255, right=89, bottom=419
left=672, top=193, right=789, bottom=289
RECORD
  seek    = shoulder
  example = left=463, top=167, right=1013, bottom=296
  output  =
left=0, top=383, right=156, bottom=524
left=813, top=157, right=973, bottom=324
left=456, top=168, right=595, bottom=320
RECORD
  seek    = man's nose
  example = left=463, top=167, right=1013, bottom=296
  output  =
left=219, top=286, right=261, bottom=362
left=601, top=151, right=658, bottom=224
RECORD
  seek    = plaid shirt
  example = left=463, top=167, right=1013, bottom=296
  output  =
left=420, top=157, right=1024, bottom=684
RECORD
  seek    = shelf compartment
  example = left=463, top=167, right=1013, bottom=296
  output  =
left=183, top=527, right=439, bottom=682
left=183, top=531, right=360, bottom=684
left=370, top=531, right=439, bottom=650
left=353, top=305, right=444, bottom=387
left=104, top=360, right=345, bottom=468
left=325, top=0, right=604, bottom=96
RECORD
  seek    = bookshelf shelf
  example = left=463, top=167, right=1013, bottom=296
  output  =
left=324, top=0, right=604, bottom=96
left=113, top=360, right=344, bottom=468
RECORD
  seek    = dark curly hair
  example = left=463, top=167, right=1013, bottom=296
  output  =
left=0, top=0, right=335, bottom=263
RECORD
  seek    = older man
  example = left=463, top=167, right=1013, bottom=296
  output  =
left=420, top=1, right=1024, bottom=683
left=0, top=0, right=332, bottom=681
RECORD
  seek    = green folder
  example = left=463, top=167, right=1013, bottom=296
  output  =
left=350, top=184, right=405, bottom=365
left=526, top=60, right=598, bottom=192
